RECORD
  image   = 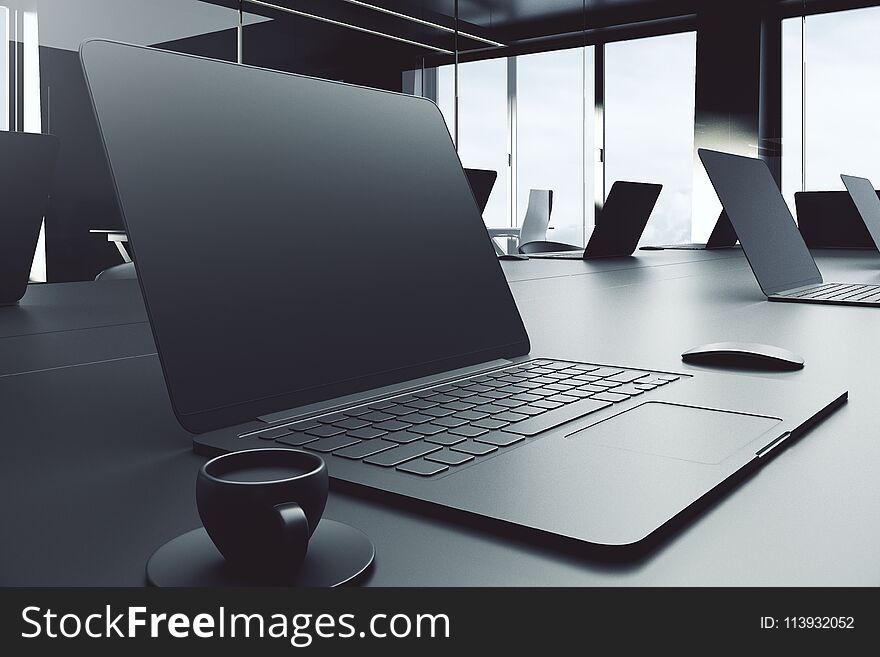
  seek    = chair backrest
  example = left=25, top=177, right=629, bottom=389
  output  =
left=519, top=189, right=553, bottom=245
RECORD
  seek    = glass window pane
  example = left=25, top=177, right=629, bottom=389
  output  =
left=802, top=6, right=880, bottom=190
left=438, top=57, right=509, bottom=228
left=605, top=32, right=697, bottom=245
left=516, top=47, right=594, bottom=247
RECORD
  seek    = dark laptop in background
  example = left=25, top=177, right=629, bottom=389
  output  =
left=796, top=190, right=877, bottom=249
left=82, top=40, right=846, bottom=549
left=840, top=174, right=880, bottom=251
left=700, top=149, right=880, bottom=306
left=641, top=210, right=739, bottom=251
left=0, top=131, right=59, bottom=305
left=526, top=181, right=662, bottom=259
left=464, top=168, right=497, bottom=214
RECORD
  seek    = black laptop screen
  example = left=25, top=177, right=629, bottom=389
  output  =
left=82, top=41, right=529, bottom=432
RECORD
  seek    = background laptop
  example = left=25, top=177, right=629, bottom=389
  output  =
left=526, top=181, right=661, bottom=259
left=840, top=174, right=880, bottom=251
left=700, top=149, right=880, bottom=306
left=83, top=40, right=846, bottom=549
left=0, top=131, right=59, bottom=305
left=463, top=168, right=497, bottom=215
left=640, top=211, right=739, bottom=251
left=795, top=190, right=877, bottom=249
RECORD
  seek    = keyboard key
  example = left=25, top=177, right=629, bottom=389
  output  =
left=511, top=392, right=543, bottom=403
left=545, top=394, right=578, bottom=404
left=383, top=430, right=423, bottom=444
left=451, top=440, right=498, bottom=456
left=332, top=417, right=371, bottom=430
left=394, top=394, right=418, bottom=404
left=253, top=426, right=293, bottom=440
left=608, top=385, right=645, bottom=396
left=634, top=383, right=658, bottom=390
left=474, top=432, right=525, bottom=447
left=426, top=449, right=475, bottom=466
left=514, top=405, right=548, bottom=416
left=545, top=383, right=575, bottom=392
left=368, top=400, right=395, bottom=410
left=481, top=390, right=510, bottom=400
left=543, top=362, right=570, bottom=370
left=607, top=370, right=647, bottom=383
left=423, top=406, right=456, bottom=418
left=590, top=380, right=621, bottom=389
left=287, top=419, right=322, bottom=431
left=426, top=393, right=457, bottom=404
left=275, top=433, right=318, bottom=447
left=304, top=435, right=361, bottom=453
left=512, top=381, right=542, bottom=390
left=574, top=383, right=606, bottom=393
left=317, top=412, right=348, bottom=424
left=471, top=418, right=509, bottom=430
left=656, top=374, right=680, bottom=381
left=572, top=364, right=599, bottom=372
left=447, top=389, right=477, bottom=398
left=590, top=367, right=624, bottom=378
left=397, top=459, right=448, bottom=477
left=410, top=423, right=446, bottom=436
left=503, top=398, right=611, bottom=436
left=445, top=400, right=476, bottom=411
left=412, top=388, right=440, bottom=398
left=364, top=442, right=440, bottom=467
left=399, top=413, right=433, bottom=425
left=333, top=439, right=397, bottom=460
left=434, top=384, right=459, bottom=393
left=463, top=384, right=492, bottom=394
left=382, top=404, right=414, bottom=416
left=404, top=399, right=438, bottom=410
left=493, top=398, right=526, bottom=408
left=474, top=404, right=507, bottom=414
left=531, top=399, right=563, bottom=410
left=343, top=407, right=371, bottom=417
left=449, top=425, right=489, bottom=438
left=306, top=425, right=346, bottom=438
left=347, top=427, right=388, bottom=440
left=493, top=411, right=529, bottom=422
left=590, top=392, right=630, bottom=403
left=454, top=410, right=489, bottom=421
left=374, top=419, right=413, bottom=431
left=530, top=376, right=558, bottom=385
left=434, top=416, right=469, bottom=428
left=361, top=411, right=395, bottom=423
left=464, top=395, right=495, bottom=405
left=425, top=433, right=466, bottom=446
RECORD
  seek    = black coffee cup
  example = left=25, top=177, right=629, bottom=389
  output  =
left=197, top=448, right=328, bottom=577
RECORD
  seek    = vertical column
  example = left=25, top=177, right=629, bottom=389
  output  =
left=1, top=6, right=8, bottom=131
left=691, top=4, right=763, bottom=240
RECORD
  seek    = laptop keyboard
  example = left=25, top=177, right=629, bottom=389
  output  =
left=245, top=359, right=680, bottom=477
left=777, top=282, right=880, bottom=303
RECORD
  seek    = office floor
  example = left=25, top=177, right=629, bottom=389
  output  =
left=1, top=249, right=878, bottom=585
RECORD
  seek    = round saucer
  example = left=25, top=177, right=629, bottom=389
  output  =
left=146, top=519, right=374, bottom=587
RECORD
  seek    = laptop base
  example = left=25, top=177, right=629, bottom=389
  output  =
left=770, top=282, right=880, bottom=306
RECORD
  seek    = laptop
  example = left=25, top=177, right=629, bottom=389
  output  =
left=526, top=181, right=662, bottom=259
left=795, top=190, right=876, bottom=249
left=464, top=168, right=497, bottom=214
left=700, top=149, right=880, bottom=306
left=640, top=211, right=739, bottom=251
left=82, top=40, right=846, bottom=548
left=0, top=131, right=59, bottom=305
left=839, top=174, right=880, bottom=251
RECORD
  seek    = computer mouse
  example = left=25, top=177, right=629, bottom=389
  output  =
left=498, top=254, right=530, bottom=261
left=681, top=342, right=804, bottom=371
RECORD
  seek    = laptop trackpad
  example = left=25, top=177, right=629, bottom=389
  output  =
left=568, top=401, right=781, bottom=465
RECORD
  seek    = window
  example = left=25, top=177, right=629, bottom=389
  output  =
left=605, top=32, right=697, bottom=245
left=516, top=47, right=594, bottom=246
left=438, top=58, right=509, bottom=228
left=784, top=5, right=880, bottom=204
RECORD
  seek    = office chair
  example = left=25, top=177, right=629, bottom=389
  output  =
left=95, top=262, right=136, bottom=281
left=516, top=189, right=579, bottom=254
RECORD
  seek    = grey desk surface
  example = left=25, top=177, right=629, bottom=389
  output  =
left=1, top=250, right=879, bottom=586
